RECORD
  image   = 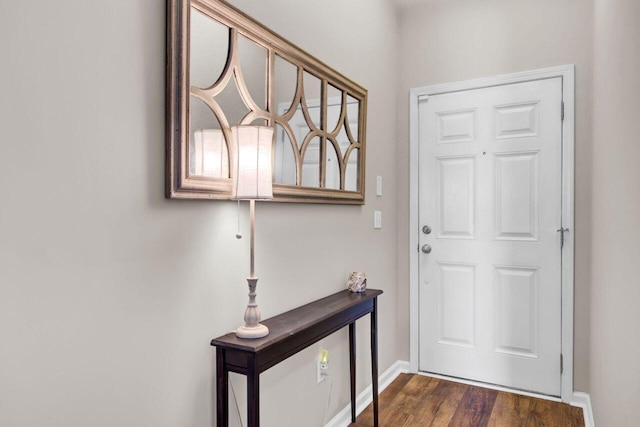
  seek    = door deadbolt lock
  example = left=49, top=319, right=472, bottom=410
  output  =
left=422, top=225, right=432, bottom=234
left=421, top=244, right=432, bottom=254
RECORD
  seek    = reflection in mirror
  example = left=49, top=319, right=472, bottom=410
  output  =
left=326, top=138, right=340, bottom=189
left=345, top=148, right=359, bottom=191
left=326, top=84, right=343, bottom=132
left=288, top=102, right=312, bottom=151
left=273, top=55, right=297, bottom=117
left=335, top=120, right=349, bottom=155
left=346, top=94, right=360, bottom=142
left=301, top=136, right=320, bottom=187
left=330, top=97, right=347, bottom=144
left=250, top=118, right=267, bottom=126
left=274, top=123, right=297, bottom=185
left=189, top=96, right=228, bottom=178
left=216, top=78, right=250, bottom=127
left=237, top=34, right=267, bottom=111
left=190, top=9, right=229, bottom=90
left=303, top=71, right=321, bottom=126
left=193, top=129, right=228, bottom=177
left=330, top=96, right=360, bottom=190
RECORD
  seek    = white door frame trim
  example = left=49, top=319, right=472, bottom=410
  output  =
left=408, top=65, right=575, bottom=402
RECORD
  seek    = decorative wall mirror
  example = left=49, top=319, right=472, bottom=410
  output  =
left=166, top=0, right=368, bottom=204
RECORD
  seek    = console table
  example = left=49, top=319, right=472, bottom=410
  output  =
left=211, top=289, right=382, bottom=427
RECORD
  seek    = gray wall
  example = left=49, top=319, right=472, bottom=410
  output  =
left=0, top=0, right=398, bottom=426
left=591, top=0, right=640, bottom=424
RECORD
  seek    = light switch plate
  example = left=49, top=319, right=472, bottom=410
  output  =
left=374, top=211, right=382, bottom=229
left=376, top=176, right=382, bottom=197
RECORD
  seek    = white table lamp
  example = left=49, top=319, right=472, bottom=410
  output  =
left=231, top=125, right=274, bottom=339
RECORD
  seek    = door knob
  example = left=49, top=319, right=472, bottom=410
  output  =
left=422, top=225, right=432, bottom=234
left=421, top=244, right=432, bottom=254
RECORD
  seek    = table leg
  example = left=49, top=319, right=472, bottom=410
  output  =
left=247, top=356, right=260, bottom=427
left=371, top=297, right=379, bottom=427
left=216, top=348, right=229, bottom=427
left=349, top=322, right=356, bottom=423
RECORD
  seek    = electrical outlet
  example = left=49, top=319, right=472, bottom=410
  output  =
left=317, top=360, right=327, bottom=383
left=317, top=349, right=329, bottom=383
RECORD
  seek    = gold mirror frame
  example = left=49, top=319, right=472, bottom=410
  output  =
left=166, top=0, right=368, bottom=204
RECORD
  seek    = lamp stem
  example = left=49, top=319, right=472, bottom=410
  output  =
left=235, top=199, right=268, bottom=339
left=250, top=199, right=255, bottom=278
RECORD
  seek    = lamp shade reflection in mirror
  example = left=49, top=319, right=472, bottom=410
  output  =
left=191, top=129, right=228, bottom=177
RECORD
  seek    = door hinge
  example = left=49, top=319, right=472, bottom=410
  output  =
left=561, top=101, right=565, bottom=121
left=560, top=353, right=564, bottom=374
left=557, top=227, right=569, bottom=249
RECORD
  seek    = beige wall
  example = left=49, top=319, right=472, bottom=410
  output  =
left=0, top=0, right=398, bottom=426
left=590, top=0, right=640, bottom=424
left=395, top=0, right=594, bottom=392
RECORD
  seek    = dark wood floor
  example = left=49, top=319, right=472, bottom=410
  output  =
left=351, top=374, right=584, bottom=427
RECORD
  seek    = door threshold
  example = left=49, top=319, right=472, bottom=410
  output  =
left=417, top=371, right=561, bottom=402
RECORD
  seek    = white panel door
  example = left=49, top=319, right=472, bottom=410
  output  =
left=418, top=78, right=563, bottom=396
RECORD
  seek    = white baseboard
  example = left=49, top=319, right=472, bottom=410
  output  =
left=325, top=360, right=410, bottom=427
left=571, top=392, right=595, bottom=427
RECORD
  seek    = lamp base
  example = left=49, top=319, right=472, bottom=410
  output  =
left=236, top=323, right=269, bottom=339
left=235, top=276, right=269, bottom=339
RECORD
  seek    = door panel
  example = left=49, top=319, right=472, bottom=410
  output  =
left=494, top=101, right=539, bottom=139
left=418, top=78, right=562, bottom=396
left=494, top=265, right=539, bottom=358
left=437, top=262, right=476, bottom=348
left=494, top=151, right=539, bottom=240
left=438, top=156, right=476, bottom=238
left=437, top=109, right=476, bottom=143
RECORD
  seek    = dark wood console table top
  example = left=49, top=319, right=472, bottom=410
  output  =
left=211, top=288, right=383, bottom=427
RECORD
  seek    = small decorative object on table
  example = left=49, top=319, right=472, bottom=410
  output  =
left=348, top=272, right=367, bottom=293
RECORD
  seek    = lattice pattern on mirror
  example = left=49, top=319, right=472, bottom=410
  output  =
left=167, top=0, right=368, bottom=204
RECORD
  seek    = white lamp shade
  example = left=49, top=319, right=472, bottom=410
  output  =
left=231, top=125, right=274, bottom=200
